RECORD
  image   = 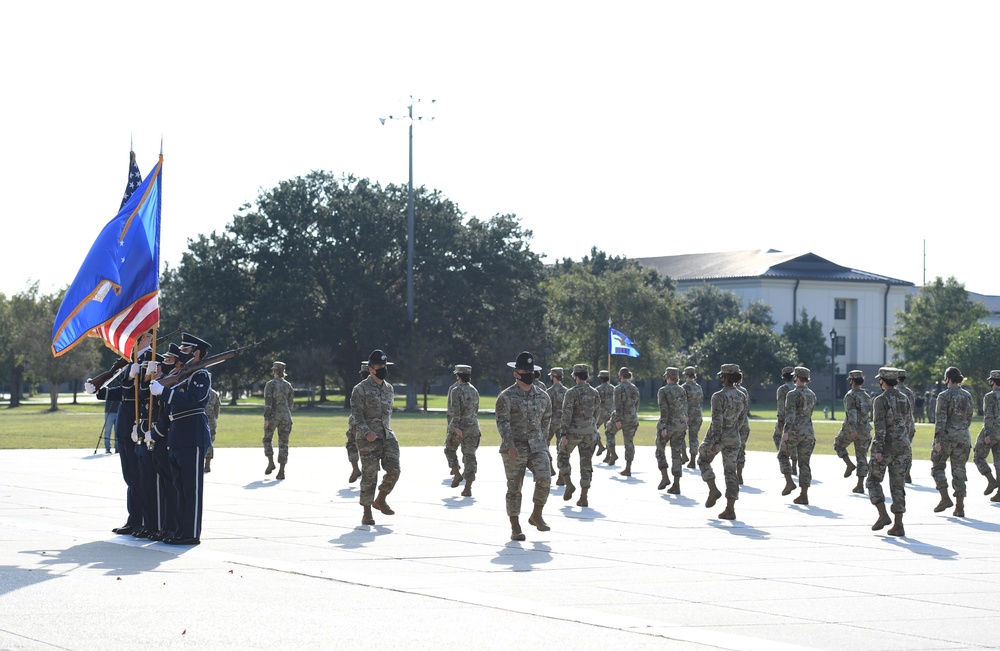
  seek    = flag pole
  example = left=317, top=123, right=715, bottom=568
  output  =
left=607, top=317, right=612, bottom=377
left=147, top=326, right=158, bottom=441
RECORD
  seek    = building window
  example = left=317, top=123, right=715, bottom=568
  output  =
left=834, top=299, right=846, bottom=320
left=835, top=336, right=845, bottom=356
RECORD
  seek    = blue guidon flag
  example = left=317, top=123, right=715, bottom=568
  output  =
left=51, top=155, right=163, bottom=359
left=609, top=327, right=640, bottom=358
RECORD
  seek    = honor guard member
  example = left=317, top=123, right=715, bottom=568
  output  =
left=445, top=364, right=481, bottom=497
left=614, top=367, right=641, bottom=477
left=974, top=371, right=1000, bottom=502
left=145, top=344, right=182, bottom=542
left=263, top=361, right=294, bottom=480
left=204, top=387, right=221, bottom=473
left=130, top=351, right=163, bottom=539
left=772, top=367, right=797, bottom=475
left=779, top=366, right=817, bottom=505
left=351, top=350, right=401, bottom=525
left=547, top=367, right=567, bottom=482
left=931, top=366, right=974, bottom=517
left=655, top=367, right=688, bottom=493
left=896, top=369, right=917, bottom=482
left=345, top=362, right=368, bottom=483
left=557, top=364, right=600, bottom=507
left=596, top=370, right=616, bottom=463
left=86, top=329, right=154, bottom=536
left=496, top=351, right=553, bottom=541
left=697, top=364, right=749, bottom=520
left=867, top=368, right=912, bottom=536
left=150, top=332, right=213, bottom=545
left=682, top=366, right=704, bottom=468
left=834, top=370, right=873, bottom=494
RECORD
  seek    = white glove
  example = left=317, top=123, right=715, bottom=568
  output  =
left=84, top=381, right=96, bottom=394
left=146, top=361, right=159, bottom=377
left=150, top=381, right=164, bottom=396
left=129, top=363, right=141, bottom=378
left=131, top=425, right=139, bottom=443
left=144, top=430, right=153, bottom=444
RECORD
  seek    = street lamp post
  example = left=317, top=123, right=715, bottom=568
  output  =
left=829, top=327, right=838, bottom=420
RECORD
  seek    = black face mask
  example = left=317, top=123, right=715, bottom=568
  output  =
left=517, top=371, right=534, bottom=385
left=178, top=351, right=194, bottom=364
left=374, top=367, right=388, bottom=380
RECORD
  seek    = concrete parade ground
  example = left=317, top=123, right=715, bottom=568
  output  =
left=1, top=446, right=999, bottom=650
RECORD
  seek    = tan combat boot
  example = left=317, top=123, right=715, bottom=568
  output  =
left=718, top=498, right=736, bottom=520
left=362, top=505, right=375, bottom=526
left=793, top=486, right=809, bottom=505
left=657, top=469, right=671, bottom=490
left=576, top=486, right=589, bottom=508
left=450, top=465, right=463, bottom=488
left=667, top=475, right=681, bottom=495
left=933, top=487, right=954, bottom=513
left=853, top=476, right=865, bottom=494
left=372, top=490, right=395, bottom=515
left=276, top=463, right=286, bottom=480
left=620, top=460, right=632, bottom=477
left=265, top=455, right=276, bottom=475
left=705, top=478, right=722, bottom=508
left=562, top=475, right=576, bottom=501
left=843, top=457, right=857, bottom=478
left=872, top=501, right=891, bottom=531
left=510, top=516, right=525, bottom=541
left=886, top=511, right=905, bottom=537
left=984, top=471, right=998, bottom=496
left=527, top=503, right=550, bottom=531
left=461, top=479, right=473, bottom=497
left=782, top=473, right=797, bottom=496
left=349, top=460, right=361, bottom=483
left=954, top=495, right=965, bottom=517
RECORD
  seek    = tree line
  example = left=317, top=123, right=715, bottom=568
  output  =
left=2, top=172, right=993, bottom=410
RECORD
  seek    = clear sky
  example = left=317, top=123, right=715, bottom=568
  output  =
left=2, top=1, right=999, bottom=300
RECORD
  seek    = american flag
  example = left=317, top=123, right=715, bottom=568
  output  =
left=121, top=150, right=143, bottom=208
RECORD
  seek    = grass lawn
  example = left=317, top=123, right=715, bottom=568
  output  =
left=0, top=393, right=946, bottom=459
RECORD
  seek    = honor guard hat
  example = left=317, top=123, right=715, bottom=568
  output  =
left=663, top=367, right=680, bottom=379
left=549, top=367, right=564, bottom=378
left=683, top=366, right=696, bottom=376
left=180, top=332, right=211, bottom=354
left=794, top=366, right=811, bottom=381
left=163, top=343, right=182, bottom=362
left=507, top=351, right=541, bottom=371
left=453, top=364, right=472, bottom=375
left=573, top=364, right=589, bottom=374
left=367, top=349, right=393, bottom=366
left=848, top=370, right=864, bottom=380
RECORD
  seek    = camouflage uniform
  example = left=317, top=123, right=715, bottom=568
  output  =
left=614, top=378, right=641, bottom=463
left=897, top=382, right=917, bottom=443
left=204, top=388, right=220, bottom=463
left=772, top=375, right=795, bottom=451
left=496, top=382, right=552, bottom=517
left=351, top=375, right=401, bottom=507
left=656, top=378, right=688, bottom=479
left=596, top=376, right=615, bottom=446
left=932, top=384, right=974, bottom=498
left=682, top=372, right=704, bottom=460
left=345, top=411, right=360, bottom=464
left=867, top=384, right=912, bottom=513
left=735, top=383, right=751, bottom=476
left=445, top=378, right=481, bottom=483
left=973, top=385, right=1000, bottom=482
left=779, top=381, right=817, bottom=487
left=698, top=384, right=748, bottom=500
left=263, top=375, right=294, bottom=465
left=557, top=372, right=600, bottom=488
left=546, top=374, right=568, bottom=444
left=834, top=386, right=873, bottom=478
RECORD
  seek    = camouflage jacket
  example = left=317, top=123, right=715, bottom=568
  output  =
left=934, top=385, right=974, bottom=441
left=872, top=387, right=911, bottom=456
left=783, top=385, right=817, bottom=439
left=495, top=383, right=551, bottom=452
left=350, top=377, right=395, bottom=441
left=263, top=377, right=294, bottom=423
left=682, top=379, right=703, bottom=427
left=561, top=381, right=601, bottom=437
left=707, top=386, right=748, bottom=445
left=447, top=381, right=481, bottom=436
left=842, top=388, right=872, bottom=436
left=657, top=383, right=688, bottom=434
left=614, top=380, right=640, bottom=426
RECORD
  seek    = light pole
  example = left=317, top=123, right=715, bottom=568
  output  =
left=829, top=327, right=838, bottom=420
left=381, top=97, right=435, bottom=411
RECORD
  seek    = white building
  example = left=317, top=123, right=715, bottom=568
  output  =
left=635, top=249, right=915, bottom=400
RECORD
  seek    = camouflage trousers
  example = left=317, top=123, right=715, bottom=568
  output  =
left=973, top=430, right=1000, bottom=478
left=501, top=440, right=550, bottom=517
left=444, top=427, right=481, bottom=481
left=931, top=431, right=971, bottom=497
left=205, top=425, right=216, bottom=461
left=557, top=429, right=596, bottom=487
left=698, top=436, right=740, bottom=500
left=620, top=422, right=639, bottom=462
left=779, top=433, right=816, bottom=486
left=687, top=419, right=702, bottom=459
left=598, top=413, right=612, bottom=446
left=773, top=421, right=797, bottom=462
left=345, top=429, right=358, bottom=463
left=867, top=443, right=911, bottom=513
left=358, top=436, right=401, bottom=507
left=833, top=428, right=872, bottom=478
left=737, top=427, right=750, bottom=474
left=655, top=428, right=687, bottom=478
left=262, top=420, right=291, bottom=464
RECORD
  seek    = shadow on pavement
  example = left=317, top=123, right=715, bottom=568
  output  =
left=491, top=541, right=553, bottom=572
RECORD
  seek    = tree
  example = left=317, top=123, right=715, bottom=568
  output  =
left=691, top=317, right=798, bottom=406
left=681, top=283, right=742, bottom=347
left=889, top=277, right=989, bottom=387
left=939, top=323, right=1000, bottom=409
left=741, top=300, right=776, bottom=329
left=782, top=308, right=831, bottom=374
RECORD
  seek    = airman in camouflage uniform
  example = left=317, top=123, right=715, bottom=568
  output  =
left=682, top=367, right=703, bottom=469
left=656, top=367, right=688, bottom=494
left=866, top=367, right=912, bottom=536
left=896, top=369, right=917, bottom=482
left=735, top=379, right=751, bottom=484
left=974, top=370, right=1000, bottom=502
left=596, top=370, right=616, bottom=464
left=931, top=366, right=974, bottom=517
left=345, top=362, right=368, bottom=483
left=614, top=367, right=641, bottom=477
left=698, top=364, right=748, bottom=520
left=779, top=367, right=817, bottom=505
left=834, top=370, right=873, bottom=494
left=445, top=364, right=481, bottom=497
left=203, top=388, right=220, bottom=473
left=263, top=361, right=294, bottom=480
left=496, top=351, right=552, bottom=541
left=557, top=364, right=600, bottom=507
left=351, top=350, right=401, bottom=526
left=547, top=368, right=568, bottom=482
left=772, top=367, right=797, bottom=474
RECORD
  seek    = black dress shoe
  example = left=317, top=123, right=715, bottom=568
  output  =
left=146, top=530, right=164, bottom=541
left=163, top=537, right=200, bottom=546
left=131, top=529, right=151, bottom=539
left=112, top=525, right=136, bottom=535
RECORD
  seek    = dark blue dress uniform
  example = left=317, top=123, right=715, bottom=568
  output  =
left=142, top=365, right=178, bottom=541
left=132, top=362, right=159, bottom=538
left=163, top=367, right=212, bottom=545
left=99, top=365, right=143, bottom=534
